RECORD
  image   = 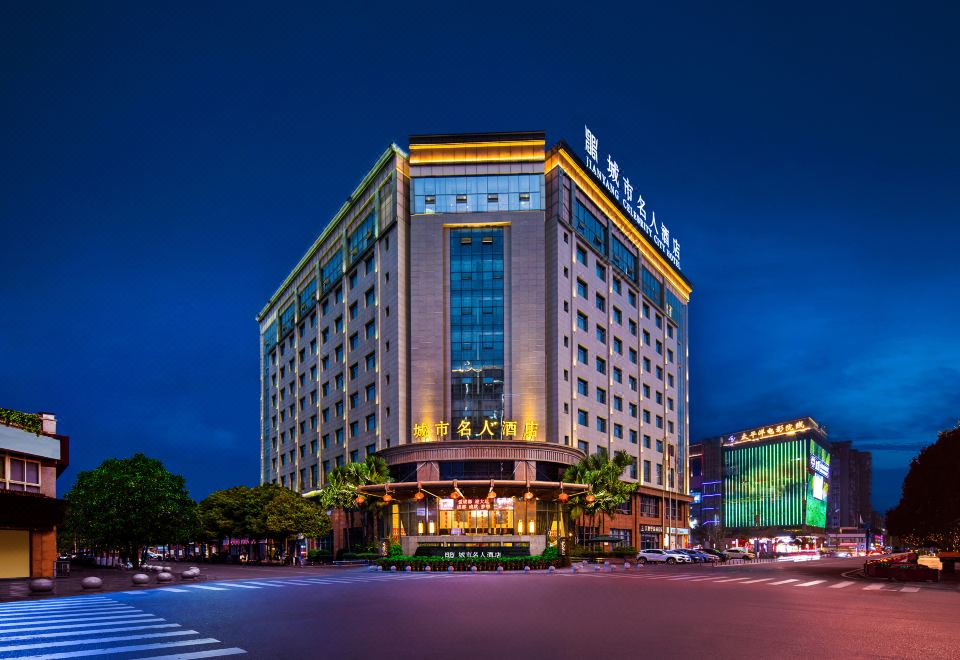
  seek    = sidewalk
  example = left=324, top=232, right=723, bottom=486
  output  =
left=0, top=563, right=356, bottom=603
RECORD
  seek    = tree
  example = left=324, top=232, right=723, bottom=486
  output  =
left=318, top=456, right=392, bottom=548
left=197, top=486, right=255, bottom=558
left=886, top=424, right=960, bottom=550
left=262, top=485, right=331, bottom=557
left=563, top=450, right=639, bottom=542
left=63, top=453, right=196, bottom=565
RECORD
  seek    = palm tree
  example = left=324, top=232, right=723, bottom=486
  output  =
left=563, top=450, right=639, bottom=544
left=318, top=455, right=392, bottom=549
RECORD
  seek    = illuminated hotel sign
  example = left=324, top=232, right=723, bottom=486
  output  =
left=583, top=125, right=681, bottom=269
left=439, top=498, right=514, bottom=511
left=412, top=419, right=538, bottom=441
left=809, top=455, right=830, bottom=478
left=725, top=419, right=812, bottom=445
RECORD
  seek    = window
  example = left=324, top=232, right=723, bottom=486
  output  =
left=656, top=463, right=663, bottom=485
left=656, top=340, right=663, bottom=355
left=577, top=346, right=588, bottom=364
left=643, top=302, right=650, bottom=319
left=596, top=417, right=607, bottom=433
left=365, top=287, right=376, bottom=307
left=366, top=414, right=376, bottom=431
left=610, top=235, right=637, bottom=281
left=656, top=416, right=664, bottom=429
left=643, top=410, right=651, bottom=423
left=668, top=373, right=675, bottom=387
left=629, top=319, right=637, bottom=336
left=596, top=388, right=606, bottom=404
left=576, top=245, right=588, bottom=265
left=612, top=277, right=622, bottom=294
left=644, top=434, right=652, bottom=448
left=349, top=302, right=359, bottom=320
left=656, top=439, right=664, bottom=452
left=595, top=357, right=606, bottom=375
left=628, top=291, right=637, bottom=308
left=595, top=326, right=606, bottom=344
left=613, top=396, right=623, bottom=411
left=366, top=443, right=377, bottom=456
left=629, top=348, right=637, bottom=364
left=3, top=456, right=41, bottom=492
left=595, top=263, right=606, bottom=281
left=350, top=450, right=360, bottom=463
left=366, top=383, right=376, bottom=401
left=349, top=333, right=358, bottom=350
left=577, top=378, right=588, bottom=396
left=656, top=366, right=664, bottom=381
left=350, top=421, right=359, bottom=438
left=366, top=352, right=376, bottom=370
left=577, top=312, right=588, bottom=331
left=578, top=440, right=589, bottom=454
left=668, top=420, right=675, bottom=433
left=349, top=363, right=359, bottom=379
left=576, top=279, right=588, bottom=298
left=574, top=201, right=607, bottom=254
left=656, top=391, right=663, bottom=405
left=613, top=367, right=622, bottom=383
left=642, top=267, right=663, bottom=307
left=612, top=307, right=622, bottom=325
left=629, top=403, right=637, bottom=418
left=613, top=423, right=623, bottom=439
left=668, top=397, right=675, bottom=411
left=365, top=320, right=376, bottom=339
left=643, top=357, right=652, bottom=373
left=629, top=429, right=638, bottom=445
left=629, top=376, right=638, bottom=392
left=643, top=384, right=651, bottom=398
left=349, top=391, right=359, bottom=409
left=595, top=294, right=605, bottom=312
left=667, top=349, right=674, bottom=364
left=643, top=460, right=651, bottom=482
left=578, top=410, right=589, bottom=426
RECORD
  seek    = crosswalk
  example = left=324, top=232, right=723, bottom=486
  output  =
left=558, top=570, right=930, bottom=593
left=0, top=596, right=245, bottom=659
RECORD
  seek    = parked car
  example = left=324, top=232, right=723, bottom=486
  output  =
left=701, top=548, right=726, bottom=561
left=723, top=548, right=756, bottom=561
left=636, top=549, right=673, bottom=564
left=681, top=549, right=720, bottom=563
left=665, top=550, right=693, bottom=563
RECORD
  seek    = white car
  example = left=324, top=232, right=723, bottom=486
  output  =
left=636, top=549, right=687, bottom=564
left=723, top=548, right=755, bottom=561
left=665, top=550, right=693, bottom=563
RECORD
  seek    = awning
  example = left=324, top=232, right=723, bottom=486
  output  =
left=0, top=491, right=66, bottom=529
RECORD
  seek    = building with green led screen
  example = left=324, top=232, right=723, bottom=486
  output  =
left=722, top=417, right=831, bottom=535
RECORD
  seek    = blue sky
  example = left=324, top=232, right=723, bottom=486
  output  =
left=1, top=2, right=957, bottom=512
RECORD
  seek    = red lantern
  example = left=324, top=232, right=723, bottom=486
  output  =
left=451, top=490, right=462, bottom=500
left=524, top=491, right=534, bottom=501
left=414, top=491, right=425, bottom=501
left=355, top=495, right=366, bottom=505
left=382, top=494, right=393, bottom=503
left=585, top=493, right=596, bottom=503
left=557, top=492, right=569, bottom=503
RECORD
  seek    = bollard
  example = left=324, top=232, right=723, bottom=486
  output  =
left=376, top=565, right=383, bottom=572
left=624, top=562, right=631, bottom=570
left=572, top=565, right=578, bottom=574
left=425, top=565, right=431, bottom=572
left=471, top=565, right=477, bottom=573
left=156, top=572, right=173, bottom=583
left=390, top=565, right=397, bottom=572
left=81, top=576, right=104, bottom=590
left=524, top=565, right=530, bottom=573
left=548, top=565, right=555, bottom=574
left=497, top=565, right=504, bottom=573
left=406, top=565, right=412, bottom=572
left=132, top=573, right=150, bottom=585
left=368, top=565, right=376, bottom=572
left=610, top=564, right=616, bottom=572
left=594, top=564, right=600, bottom=572
left=448, top=565, right=455, bottom=573
left=29, top=578, right=54, bottom=593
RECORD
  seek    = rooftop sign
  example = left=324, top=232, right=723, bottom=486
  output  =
left=724, top=418, right=821, bottom=446
left=583, top=125, right=681, bottom=270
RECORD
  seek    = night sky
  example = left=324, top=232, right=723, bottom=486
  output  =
left=2, top=3, right=957, bottom=513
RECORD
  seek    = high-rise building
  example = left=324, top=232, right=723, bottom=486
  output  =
left=827, top=441, right=873, bottom=530
left=257, top=131, right=692, bottom=554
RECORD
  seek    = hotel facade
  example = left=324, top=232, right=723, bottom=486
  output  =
left=257, top=131, right=692, bottom=554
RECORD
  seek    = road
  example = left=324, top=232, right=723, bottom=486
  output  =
left=0, top=558, right=956, bottom=659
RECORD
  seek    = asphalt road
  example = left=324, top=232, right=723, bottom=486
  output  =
left=1, top=558, right=956, bottom=660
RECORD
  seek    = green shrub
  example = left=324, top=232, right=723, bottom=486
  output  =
left=388, top=543, right=403, bottom=557
left=307, top=549, right=332, bottom=563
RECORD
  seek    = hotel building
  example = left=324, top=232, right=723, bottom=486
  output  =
left=257, top=131, right=692, bottom=554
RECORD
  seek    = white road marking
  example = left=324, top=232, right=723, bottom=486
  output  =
left=863, top=583, right=886, bottom=591
left=0, top=623, right=180, bottom=643
left=134, top=647, right=247, bottom=659
left=0, top=607, right=135, bottom=622
left=742, top=578, right=774, bottom=584
left=0, top=613, right=148, bottom=628
left=0, top=629, right=198, bottom=653
left=796, top=580, right=826, bottom=587
left=0, top=603, right=115, bottom=615
left=899, top=586, right=920, bottom=593
left=185, top=586, right=228, bottom=591
left=0, top=616, right=163, bottom=634
left=715, top=577, right=750, bottom=583
left=15, top=637, right=219, bottom=659
left=666, top=576, right=700, bottom=581
left=829, top=581, right=855, bottom=589
left=159, top=588, right=191, bottom=593
left=213, top=583, right=261, bottom=589
left=770, top=579, right=799, bottom=585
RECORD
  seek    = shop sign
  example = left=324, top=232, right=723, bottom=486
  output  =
left=640, top=525, right=663, bottom=533
left=809, top=455, right=830, bottom=478
left=414, top=545, right=531, bottom=558
left=439, top=497, right=514, bottom=511
left=583, top=125, right=681, bottom=269
left=412, top=419, right=538, bottom=441
left=726, top=419, right=811, bottom=445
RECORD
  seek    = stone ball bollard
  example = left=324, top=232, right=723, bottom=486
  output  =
left=624, top=562, right=631, bottom=570
left=81, top=576, right=103, bottom=590
left=368, top=565, right=376, bottom=572
left=572, top=565, right=578, bottom=574
left=524, top=565, right=531, bottom=573
left=470, top=565, right=477, bottom=573
left=497, top=565, right=504, bottom=573
left=156, top=572, right=174, bottom=583
left=390, top=565, right=397, bottom=572
left=180, top=570, right=196, bottom=581
left=425, top=565, right=431, bottom=572
left=594, top=564, right=600, bottom=572
left=163, top=566, right=173, bottom=572
left=29, top=578, right=54, bottom=593
left=376, top=565, right=383, bottom=572
left=132, top=573, right=150, bottom=585
left=405, top=565, right=412, bottom=572
left=447, top=565, right=454, bottom=572
left=548, top=565, right=556, bottom=573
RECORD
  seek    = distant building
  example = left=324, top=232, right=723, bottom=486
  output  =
left=691, top=417, right=831, bottom=551
left=827, top=440, right=872, bottom=530
left=0, top=411, right=69, bottom=578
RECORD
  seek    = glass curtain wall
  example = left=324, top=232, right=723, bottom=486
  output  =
left=450, top=227, right=505, bottom=437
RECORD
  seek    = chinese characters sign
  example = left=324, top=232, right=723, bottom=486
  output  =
left=412, top=419, right=538, bottom=441
left=583, top=125, right=681, bottom=270
left=439, top=497, right=514, bottom=511
left=726, top=419, right=811, bottom=445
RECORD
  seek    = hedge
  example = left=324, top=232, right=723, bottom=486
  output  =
left=375, top=555, right=562, bottom=571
